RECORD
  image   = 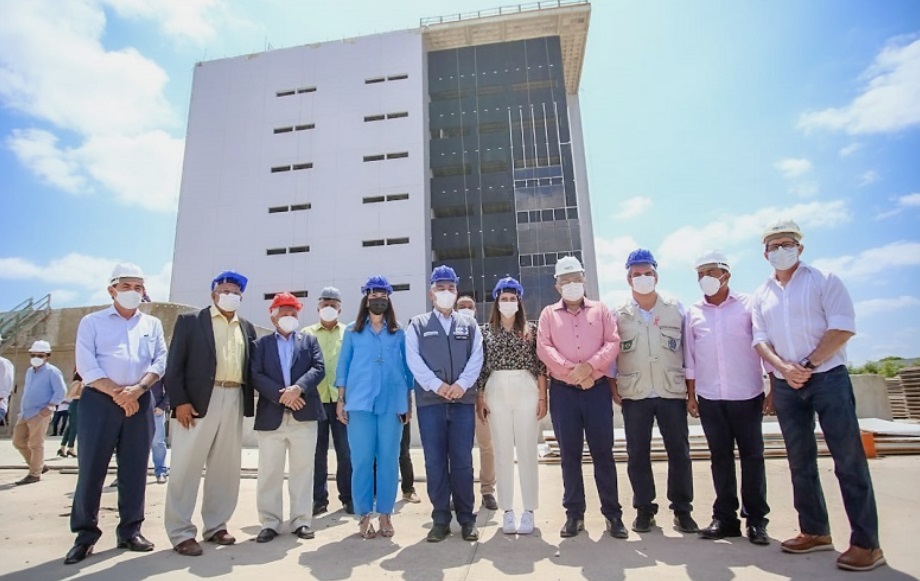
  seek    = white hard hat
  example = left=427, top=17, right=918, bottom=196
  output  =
left=554, top=255, right=585, bottom=278
left=761, top=219, right=803, bottom=244
left=694, top=250, right=731, bottom=272
left=29, top=340, right=52, bottom=353
left=109, top=262, right=145, bottom=285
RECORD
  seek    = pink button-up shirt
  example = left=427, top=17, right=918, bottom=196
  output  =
left=684, top=292, right=765, bottom=401
left=537, top=298, right=620, bottom=383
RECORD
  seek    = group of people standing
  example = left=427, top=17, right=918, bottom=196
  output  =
left=10, top=217, right=881, bottom=574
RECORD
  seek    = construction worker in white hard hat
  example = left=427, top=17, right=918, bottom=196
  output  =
left=11, top=339, right=67, bottom=485
left=67, top=263, right=167, bottom=565
left=752, top=220, right=885, bottom=572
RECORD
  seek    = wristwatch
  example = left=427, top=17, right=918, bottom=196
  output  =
left=798, top=357, right=816, bottom=370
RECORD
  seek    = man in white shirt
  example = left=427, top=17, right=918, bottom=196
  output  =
left=0, top=333, right=14, bottom=425
left=752, top=219, right=884, bottom=572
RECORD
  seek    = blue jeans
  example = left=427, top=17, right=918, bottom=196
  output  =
left=151, top=411, right=168, bottom=477
left=773, top=365, right=879, bottom=549
left=314, top=402, right=352, bottom=506
left=416, top=402, right=476, bottom=526
left=348, top=411, right=402, bottom=515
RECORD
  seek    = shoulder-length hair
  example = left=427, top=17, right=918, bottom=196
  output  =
left=353, top=294, right=400, bottom=334
left=487, top=292, right=528, bottom=337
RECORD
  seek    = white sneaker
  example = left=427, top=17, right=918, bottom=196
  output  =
left=518, top=511, right=535, bottom=535
left=502, top=510, right=517, bottom=534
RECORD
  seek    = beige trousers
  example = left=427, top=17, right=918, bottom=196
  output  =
left=13, top=412, right=53, bottom=477
left=475, top=403, right=496, bottom=495
left=256, top=413, right=318, bottom=531
left=164, top=387, right=242, bottom=545
left=485, top=370, right=540, bottom=511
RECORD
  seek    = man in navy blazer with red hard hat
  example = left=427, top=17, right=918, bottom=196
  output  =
left=250, top=292, right=326, bottom=542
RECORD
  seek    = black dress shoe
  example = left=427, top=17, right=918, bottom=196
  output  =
left=606, top=517, right=629, bottom=539
left=747, top=524, right=770, bottom=545
left=481, top=494, right=498, bottom=511
left=699, top=519, right=742, bottom=539
left=313, top=502, right=328, bottom=516
left=632, top=511, right=655, bottom=533
left=256, top=528, right=278, bottom=543
left=461, top=523, right=479, bottom=541
left=674, top=512, right=699, bottom=533
left=559, top=517, right=585, bottom=538
left=117, top=534, right=154, bottom=552
left=343, top=501, right=355, bottom=515
left=64, top=543, right=93, bottom=565
left=426, top=523, right=450, bottom=542
left=294, top=525, right=315, bottom=539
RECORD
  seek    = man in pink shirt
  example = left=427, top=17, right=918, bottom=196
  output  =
left=536, top=256, right=625, bottom=539
left=684, top=250, right=772, bottom=546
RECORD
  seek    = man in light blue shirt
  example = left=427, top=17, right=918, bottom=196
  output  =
left=67, top=263, right=167, bottom=566
left=406, top=265, right=483, bottom=543
left=12, top=340, right=66, bottom=485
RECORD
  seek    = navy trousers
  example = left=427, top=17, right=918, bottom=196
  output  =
left=313, top=402, right=352, bottom=506
left=417, top=402, right=475, bottom=526
left=70, top=387, right=153, bottom=545
left=621, top=396, right=693, bottom=515
left=550, top=378, right=623, bottom=520
left=399, top=421, right=415, bottom=493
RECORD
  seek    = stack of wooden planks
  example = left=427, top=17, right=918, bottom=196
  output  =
left=899, top=367, right=920, bottom=421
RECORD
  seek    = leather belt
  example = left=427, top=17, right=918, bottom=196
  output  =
left=214, top=380, right=242, bottom=388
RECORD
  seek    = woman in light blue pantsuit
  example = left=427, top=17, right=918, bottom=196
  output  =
left=336, top=275, right=413, bottom=539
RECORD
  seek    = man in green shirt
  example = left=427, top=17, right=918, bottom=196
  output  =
left=303, top=287, right=353, bottom=515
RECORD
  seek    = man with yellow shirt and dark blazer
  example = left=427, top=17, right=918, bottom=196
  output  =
left=164, top=270, right=258, bottom=557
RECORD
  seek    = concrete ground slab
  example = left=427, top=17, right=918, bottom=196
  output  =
left=0, top=441, right=917, bottom=580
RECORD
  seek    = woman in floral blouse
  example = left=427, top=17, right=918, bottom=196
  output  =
left=476, top=276, right=547, bottom=535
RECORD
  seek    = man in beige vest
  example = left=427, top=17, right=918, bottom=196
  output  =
left=609, top=249, right=697, bottom=535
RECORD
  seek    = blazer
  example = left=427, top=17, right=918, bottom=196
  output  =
left=165, top=307, right=258, bottom=418
left=250, top=331, right=326, bottom=431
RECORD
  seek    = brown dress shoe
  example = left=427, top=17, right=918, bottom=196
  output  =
left=174, top=538, right=203, bottom=557
left=837, top=545, right=886, bottom=571
left=205, top=529, right=236, bottom=545
left=781, top=533, right=834, bottom=554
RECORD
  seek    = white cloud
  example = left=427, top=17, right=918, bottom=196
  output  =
left=855, top=296, right=920, bottom=318
left=811, top=241, right=920, bottom=279
left=839, top=143, right=863, bottom=157
left=789, top=182, right=819, bottom=198
left=874, top=192, right=920, bottom=220
left=774, top=158, right=813, bottom=179
left=594, top=234, right=640, bottom=307
left=612, top=196, right=653, bottom=220
left=798, top=35, right=920, bottom=134
left=0, top=0, right=188, bottom=212
left=0, top=253, right=172, bottom=304
left=657, top=200, right=851, bottom=270
left=102, top=0, right=222, bottom=42
left=858, top=170, right=880, bottom=187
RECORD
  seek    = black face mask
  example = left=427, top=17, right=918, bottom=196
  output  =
left=368, top=298, right=389, bottom=315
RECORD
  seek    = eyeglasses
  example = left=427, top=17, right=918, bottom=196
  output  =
left=766, top=241, right=800, bottom=252
left=29, top=354, right=48, bottom=358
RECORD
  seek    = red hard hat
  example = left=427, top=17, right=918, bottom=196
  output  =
left=269, top=292, right=303, bottom=312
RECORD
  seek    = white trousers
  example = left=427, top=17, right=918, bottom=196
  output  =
left=485, top=370, right=540, bottom=512
left=164, top=387, right=242, bottom=545
left=257, top=413, right=318, bottom=531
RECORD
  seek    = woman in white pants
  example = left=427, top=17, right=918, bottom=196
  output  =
left=476, top=277, right=547, bottom=534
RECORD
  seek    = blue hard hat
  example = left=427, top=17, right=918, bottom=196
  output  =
left=492, top=276, right=524, bottom=300
left=429, top=265, right=460, bottom=284
left=361, top=275, right=393, bottom=295
left=624, top=249, right=657, bottom=270
left=212, top=270, right=248, bottom=292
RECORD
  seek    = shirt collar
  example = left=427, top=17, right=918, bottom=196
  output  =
left=552, top=298, right=595, bottom=311
left=769, top=261, right=811, bottom=286
left=105, top=304, right=140, bottom=320
left=433, top=309, right=455, bottom=322
left=274, top=331, right=296, bottom=342
left=210, top=304, right=239, bottom=324
left=696, top=290, right=740, bottom=309
left=308, top=321, right=343, bottom=333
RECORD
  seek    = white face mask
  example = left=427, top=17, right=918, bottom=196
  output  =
left=30, top=357, right=45, bottom=368
left=631, top=274, right=657, bottom=295
left=498, top=302, right=519, bottom=317
left=319, top=306, right=339, bottom=323
left=115, top=290, right=142, bottom=310
left=434, top=290, right=457, bottom=310
left=457, top=308, right=475, bottom=318
left=278, top=315, right=299, bottom=334
left=768, top=247, right=799, bottom=271
left=217, top=292, right=241, bottom=312
left=698, top=275, right=724, bottom=297
left=561, top=282, right=585, bottom=302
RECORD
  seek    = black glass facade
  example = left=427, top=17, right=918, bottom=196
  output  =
left=428, top=36, right=583, bottom=320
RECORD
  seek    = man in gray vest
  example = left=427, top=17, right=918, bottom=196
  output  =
left=406, top=265, right=484, bottom=543
left=610, top=249, right=698, bottom=535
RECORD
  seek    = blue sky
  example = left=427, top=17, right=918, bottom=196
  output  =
left=1, top=0, right=918, bottom=364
